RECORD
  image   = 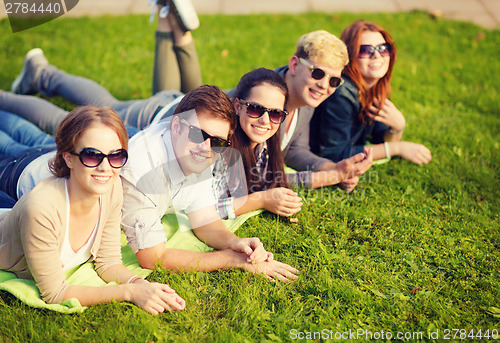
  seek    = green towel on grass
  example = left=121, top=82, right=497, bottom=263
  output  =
left=0, top=210, right=261, bottom=314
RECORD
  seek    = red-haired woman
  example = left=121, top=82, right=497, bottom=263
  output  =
left=311, top=20, right=431, bottom=164
left=0, top=106, right=185, bottom=314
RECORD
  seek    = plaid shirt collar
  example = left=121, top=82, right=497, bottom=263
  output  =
left=255, top=142, right=268, bottom=174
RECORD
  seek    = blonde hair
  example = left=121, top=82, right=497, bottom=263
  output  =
left=295, top=30, right=349, bottom=70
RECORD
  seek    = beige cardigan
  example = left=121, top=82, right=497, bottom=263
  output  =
left=0, top=177, right=123, bottom=304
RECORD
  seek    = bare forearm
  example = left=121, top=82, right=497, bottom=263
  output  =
left=309, top=170, right=342, bottom=189
left=233, top=192, right=265, bottom=217
left=100, top=264, right=137, bottom=284
left=160, top=248, right=243, bottom=272
left=369, top=142, right=402, bottom=160
left=384, top=130, right=403, bottom=142
left=61, top=264, right=137, bottom=305
left=311, top=161, right=342, bottom=188
left=62, top=283, right=131, bottom=306
left=193, top=224, right=239, bottom=251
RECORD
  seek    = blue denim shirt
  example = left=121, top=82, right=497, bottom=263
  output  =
left=310, top=76, right=389, bottom=162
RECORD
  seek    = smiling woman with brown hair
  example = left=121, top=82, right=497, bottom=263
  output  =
left=0, top=105, right=185, bottom=315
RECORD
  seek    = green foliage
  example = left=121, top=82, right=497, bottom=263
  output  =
left=0, top=11, right=499, bottom=342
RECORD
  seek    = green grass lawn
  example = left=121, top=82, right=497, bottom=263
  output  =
left=1, top=11, right=499, bottom=342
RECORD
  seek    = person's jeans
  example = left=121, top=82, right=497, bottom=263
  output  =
left=0, top=190, right=15, bottom=208
left=33, top=30, right=196, bottom=129
left=0, top=31, right=197, bottom=132
left=37, top=65, right=183, bottom=130
left=0, top=93, right=142, bottom=138
left=0, top=110, right=55, bottom=156
left=152, top=31, right=202, bottom=94
left=0, top=146, right=55, bottom=200
left=0, top=91, right=67, bottom=135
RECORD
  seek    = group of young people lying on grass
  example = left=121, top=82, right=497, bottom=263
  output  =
left=0, top=0, right=431, bottom=314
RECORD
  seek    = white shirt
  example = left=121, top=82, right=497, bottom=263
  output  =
left=280, top=108, right=299, bottom=151
left=59, top=180, right=100, bottom=271
left=120, top=117, right=216, bottom=252
left=17, top=151, right=55, bottom=199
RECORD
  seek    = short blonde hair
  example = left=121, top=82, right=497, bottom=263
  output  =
left=295, top=30, right=349, bottom=70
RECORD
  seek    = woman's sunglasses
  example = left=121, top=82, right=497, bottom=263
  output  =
left=358, top=43, right=391, bottom=58
left=299, top=58, right=344, bottom=88
left=238, top=99, right=288, bottom=124
left=70, top=147, right=128, bottom=168
left=180, top=119, right=230, bottom=153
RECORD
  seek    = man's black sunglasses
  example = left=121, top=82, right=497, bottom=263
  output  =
left=299, top=58, right=344, bottom=88
left=180, top=119, right=230, bottom=153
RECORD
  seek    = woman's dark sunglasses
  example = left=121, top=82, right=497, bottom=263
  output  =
left=358, top=43, right=391, bottom=58
left=238, top=99, right=288, bottom=124
left=70, top=147, right=128, bottom=168
left=299, top=58, right=344, bottom=88
left=180, top=119, right=230, bottom=153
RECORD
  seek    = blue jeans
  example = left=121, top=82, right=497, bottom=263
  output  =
left=0, top=110, right=55, bottom=155
left=0, top=190, right=15, bottom=208
left=0, top=33, right=195, bottom=134
left=0, top=146, right=55, bottom=200
left=0, top=82, right=180, bottom=135
left=0, top=94, right=141, bottom=138
left=0, top=111, right=55, bottom=202
left=37, top=65, right=183, bottom=129
left=0, top=91, right=66, bottom=135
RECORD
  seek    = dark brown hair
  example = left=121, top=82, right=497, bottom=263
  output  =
left=49, top=106, right=128, bottom=178
left=341, top=20, right=397, bottom=122
left=232, top=68, right=289, bottom=193
left=174, top=84, right=236, bottom=137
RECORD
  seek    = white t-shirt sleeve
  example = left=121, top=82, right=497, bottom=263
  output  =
left=17, top=152, right=55, bottom=199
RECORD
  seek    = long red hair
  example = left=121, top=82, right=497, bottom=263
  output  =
left=341, top=20, right=397, bottom=122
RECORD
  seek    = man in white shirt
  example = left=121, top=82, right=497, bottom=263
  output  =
left=121, top=85, right=299, bottom=282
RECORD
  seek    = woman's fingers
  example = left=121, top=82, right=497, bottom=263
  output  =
left=138, top=283, right=186, bottom=314
left=276, top=204, right=301, bottom=217
left=158, top=290, right=185, bottom=311
left=267, top=263, right=300, bottom=283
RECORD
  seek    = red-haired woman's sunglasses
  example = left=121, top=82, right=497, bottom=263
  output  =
left=358, top=43, right=391, bottom=58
